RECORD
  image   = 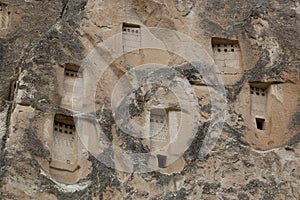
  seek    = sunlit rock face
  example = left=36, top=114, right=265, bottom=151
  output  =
left=0, top=0, right=299, bottom=199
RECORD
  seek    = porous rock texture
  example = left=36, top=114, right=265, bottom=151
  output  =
left=0, top=0, right=299, bottom=199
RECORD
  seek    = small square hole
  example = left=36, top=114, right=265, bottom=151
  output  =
left=256, top=118, right=265, bottom=130
left=157, top=154, right=167, bottom=168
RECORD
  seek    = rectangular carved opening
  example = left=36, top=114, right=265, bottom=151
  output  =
left=250, top=83, right=269, bottom=115
left=250, top=83, right=270, bottom=130
left=50, top=114, right=79, bottom=184
left=157, top=154, right=167, bottom=168
left=64, top=63, right=81, bottom=78
left=150, top=109, right=168, bottom=142
left=51, top=114, right=78, bottom=171
left=212, top=38, right=242, bottom=74
left=122, top=23, right=141, bottom=54
left=256, top=118, right=265, bottom=130
left=49, top=114, right=91, bottom=184
left=250, top=86, right=266, bottom=96
left=61, top=63, right=83, bottom=109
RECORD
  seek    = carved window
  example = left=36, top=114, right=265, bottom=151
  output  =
left=250, top=87, right=266, bottom=96
left=49, top=114, right=91, bottom=184
left=149, top=109, right=181, bottom=168
left=212, top=38, right=242, bottom=74
left=61, top=63, right=83, bottom=109
left=250, top=83, right=269, bottom=130
left=157, top=154, right=167, bottom=168
left=51, top=114, right=77, bottom=168
left=255, top=118, right=265, bottom=130
left=64, top=63, right=81, bottom=78
left=53, top=121, right=75, bottom=135
left=122, top=23, right=141, bottom=54
left=0, top=3, right=9, bottom=29
left=150, top=109, right=168, bottom=141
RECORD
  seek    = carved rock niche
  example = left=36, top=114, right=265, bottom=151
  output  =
left=50, top=114, right=90, bottom=184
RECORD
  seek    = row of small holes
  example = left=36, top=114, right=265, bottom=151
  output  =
left=250, top=87, right=266, bottom=96
left=54, top=121, right=75, bottom=134
left=150, top=114, right=165, bottom=124
left=217, top=48, right=235, bottom=52
left=215, top=44, right=236, bottom=48
left=65, top=70, right=79, bottom=77
left=54, top=127, right=74, bottom=134
left=150, top=119, right=164, bottom=123
left=123, top=28, right=139, bottom=33
left=213, top=44, right=239, bottom=53
left=54, top=122, right=75, bottom=129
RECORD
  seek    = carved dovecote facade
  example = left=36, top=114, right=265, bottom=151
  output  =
left=149, top=108, right=181, bottom=169
left=60, top=63, right=83, bottom=110
left=250, top=85, right=268, bottom=130
left=49, top=114, right=91, bottom=184
left=50, top=115, right=79, bottom=184
left=150, top=109, right=168, bottom=146
left=212, top=38, right=244, bottom=85
left=122, top=23, right=141, bottom=54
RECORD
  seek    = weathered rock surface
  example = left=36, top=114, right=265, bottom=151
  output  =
left=0, top=0, right=299, bottom=199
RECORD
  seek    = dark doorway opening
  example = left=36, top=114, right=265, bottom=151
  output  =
left=157, top=155, right=167, bottom=168
left=256, top=118, right=265, bottom=130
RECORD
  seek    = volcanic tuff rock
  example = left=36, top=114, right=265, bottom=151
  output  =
left=0, top=0, right=299, bottom=199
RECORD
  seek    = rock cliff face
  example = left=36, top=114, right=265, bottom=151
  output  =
left=0, top=0, right=299, bottom=199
